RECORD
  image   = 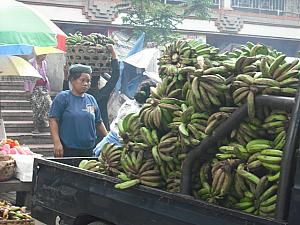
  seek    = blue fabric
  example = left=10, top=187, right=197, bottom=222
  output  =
left=93, top=131, right=121, bottom=157
left=0, top=44, right=33, bottom=55
left=49, top=90, right=102, bottom=150
left=121, top=63, right=145, bottom=98
left=116, top=32, right=145, bottom=93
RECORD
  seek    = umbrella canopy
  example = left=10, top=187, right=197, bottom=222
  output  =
left=0, top=0, right=66, bottom=55
left=0, top=55, right=42, bottom=80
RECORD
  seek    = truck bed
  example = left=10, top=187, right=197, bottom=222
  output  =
left=31, top=157, right=288, bottom=225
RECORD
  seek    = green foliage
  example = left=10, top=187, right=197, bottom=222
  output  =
left=118, top=0, right=212, bottom=45
left=182, top=0, right=212, bottom=19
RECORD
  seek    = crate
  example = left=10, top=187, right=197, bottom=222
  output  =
left=66, top=45, right=111, bottom=75
left=0, top=220, right=34, bottom=225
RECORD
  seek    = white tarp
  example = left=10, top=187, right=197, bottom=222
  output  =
left=124, top=48, right=161, bottom=82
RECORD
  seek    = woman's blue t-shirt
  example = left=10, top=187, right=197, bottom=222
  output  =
left=49, top=90, right=102, bottom=150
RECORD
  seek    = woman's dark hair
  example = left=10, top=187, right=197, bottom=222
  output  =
left=68, top=64, right=92, bottom=81
left=134, top=79, right=157, bottom=104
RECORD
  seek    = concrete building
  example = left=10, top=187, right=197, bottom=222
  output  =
left=18, top=0, right=300, bottom=91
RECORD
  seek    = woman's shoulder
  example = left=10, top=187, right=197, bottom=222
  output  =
left=54, top=90, right=71, bottom=101
left=84, top=93, right=98, bottom=103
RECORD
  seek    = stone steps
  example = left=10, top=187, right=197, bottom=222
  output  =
left=1, top=110, right=33, bottom=121
left=6, top=132, right=53, bottom=145
left=0, top=90, right=29, bottom=100
left=1, top=81, right=54, bottom=156
left=0, top=100, right=31, bottom=110
left=4, top=121, right=49, bottom=133
left=0, top=81, right=24, bottom=90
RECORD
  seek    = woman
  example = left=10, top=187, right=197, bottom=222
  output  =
left=49, top=64, right=108, bottom=157
left=93, top=78, right=157, bottom=156
left=24, top=54, right=52, bottom=133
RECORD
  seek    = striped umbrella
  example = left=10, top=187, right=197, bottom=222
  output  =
left=0, top=0, right=66, bottom=55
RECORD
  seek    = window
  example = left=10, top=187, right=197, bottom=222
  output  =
left=231, top=0, right=284, bottom=12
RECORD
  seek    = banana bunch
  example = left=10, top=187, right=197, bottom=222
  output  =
left=0, top=200, right=32, bottom=220
left=98, top=143, right=123, bottom=176
left=159, top=64, right=179, bottom=80
left=231, top=118, right=263, bottom=146
left=66, top=31, right=114, bottom=47
left=263, top=111, right=289, bottom=136
left=66, top=31, right=83, bottom=45
left=78, top=159, right=101, bottom=172
left=139, top=97, right=180, bottom=130
left=210, top=161, right=235, bottom=198
left=150, top=77, right=184, bottom=100
left=191, top=73, right=227, bottom=111
left=166, top=170, right=182, bottom=193
left=258, top=184, right=278, bottom=218
left=198, top=160, right=239, bottom=203
left=205, top=111, right=231, bottom=135
left=257, top=149, right=282, bottom=173
left=140, top=77, right=184, bottom=130
left=245, top=139, right=273, bottom=154
left=228, top=43, right=269, bottom=58
left=118, top=113, right=143, bottom=144
left=246, top=152, right=263, bottom=172
left=197, top=162, right=215, bottom=202
left=158, top=39, right=198, bottom=68
left=156, top=132, right=181, bottom=163
left=232, top=73, right=279, bottom=119
left=116, top=154, right=164, bottom=189
left=139, top=127, right=159, bottom=148
left=169, top=104, right=209, bottom=147
left=234, top=172, right=278, bottom=218
left=217, top=143, right=249, bottom=161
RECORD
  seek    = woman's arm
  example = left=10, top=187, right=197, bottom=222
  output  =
left=96, top=122, right=108, bottom=137
left=99, top=45, right=120, bottom=96
left=49, top=117, right=64, bottom=157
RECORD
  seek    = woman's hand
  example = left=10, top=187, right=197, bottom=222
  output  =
left=49, top=118, right=64, bottom=157
left=54, top=141, right=64, bottom=157
left=107, top=44, right=117, bottom=59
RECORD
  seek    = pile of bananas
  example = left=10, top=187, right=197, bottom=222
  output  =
left=78, top=143, right=122, bottom=175
left=193, top=115, right=289, bottom=218
left=116, top=154, right=164, bottom=189
left=66, top=31, right=115, bottom=47
left=75, top=39, right=299, bottom=219
left=0, top=200, right=32, bottom=221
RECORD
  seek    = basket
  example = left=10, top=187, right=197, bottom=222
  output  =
left=0, top=219, right=35, bottom=225
left=66, top=45, right=112, bottom=75
left=0, top=155, right=16, bottom=182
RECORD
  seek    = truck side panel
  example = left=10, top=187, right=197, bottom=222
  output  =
left=32, top=158, right=286, bottom=225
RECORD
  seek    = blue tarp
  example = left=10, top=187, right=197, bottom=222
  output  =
left=0, top=44, right=33, bottom=55
left=115, top=33, right=145, bottom=97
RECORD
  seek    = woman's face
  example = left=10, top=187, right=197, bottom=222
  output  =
left=71, top=73, right=91, bottom=95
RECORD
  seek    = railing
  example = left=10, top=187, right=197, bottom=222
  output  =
left=231, top=0, right=284, bottom=13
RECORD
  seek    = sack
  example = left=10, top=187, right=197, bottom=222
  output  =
left=0, top=155, right=16, bottom=182
left=11, top=154, right=42, bottom=182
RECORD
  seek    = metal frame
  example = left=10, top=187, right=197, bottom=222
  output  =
left=181, top=94, right=299, bottom=221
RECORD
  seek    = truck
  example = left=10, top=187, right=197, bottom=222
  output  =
left=31, top=94, right=300, bottom=225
